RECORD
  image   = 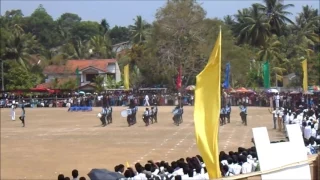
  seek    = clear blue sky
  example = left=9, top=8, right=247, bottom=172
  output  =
left=1, top=0, right=319, bottom=27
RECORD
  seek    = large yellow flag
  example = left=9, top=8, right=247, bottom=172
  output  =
left=194, top=29, right=222, bottom=179
left=124, top=64, right=129, bottom=90
left=301, top=59, right=308, bottom=92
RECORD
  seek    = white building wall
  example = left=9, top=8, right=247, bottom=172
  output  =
left=115, top=62, right=121, bottom=83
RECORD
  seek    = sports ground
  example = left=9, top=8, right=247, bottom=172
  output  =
left=0, top=106, right=283, bottom=179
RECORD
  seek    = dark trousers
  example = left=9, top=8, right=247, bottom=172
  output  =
left=107, top=113, right=112, bottom=123
left=19, top=116, right=25, bottom=127
left=220, top=114, right=226, bottom=125
left=226, top=112, right=230, bottom=123
left=241, top=114, right=247, bottom=126
left=143, top=115, right=150, bottom=126
left=153, top=112, right=157, bottom=123
left=100, top=115, right=106, bottom=126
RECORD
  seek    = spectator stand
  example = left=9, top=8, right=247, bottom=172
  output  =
left=0, top=88, right=72, bottom=108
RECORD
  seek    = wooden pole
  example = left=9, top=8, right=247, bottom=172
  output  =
left=317, top=153, right=320, bottom=180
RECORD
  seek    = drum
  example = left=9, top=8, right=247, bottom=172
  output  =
left=127, top=109, right=132, bottom=115
left=121, top=110, right=128, bottom=117
left=97, top=113, right=102, bottom=118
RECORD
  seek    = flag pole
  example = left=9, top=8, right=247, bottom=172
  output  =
left=179, top=64, right=182, bottom=108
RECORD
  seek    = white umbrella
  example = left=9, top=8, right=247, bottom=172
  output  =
left=266, top=89, right=278, bottom=93
left=185, top=85, right=196, bottom=91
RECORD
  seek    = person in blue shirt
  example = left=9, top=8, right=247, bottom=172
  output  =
left=239, top=103, right=247, bottom=126
left=19, top=104, right=26, bottom=127
left=226, top=104, right=232, bottom=123
left=100, top=106, right=107, bottom=127
left=220, top=107, right=226, bottom=125
left=106, top=104, right=112, bottom=124
left=128, top=100, right=137, bottom=125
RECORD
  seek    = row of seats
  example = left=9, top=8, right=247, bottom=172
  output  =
left=68, top=106, right=93, bottom=112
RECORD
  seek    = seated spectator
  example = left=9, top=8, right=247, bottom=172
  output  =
left=71, top=169, right=78, bottom=180
left=58, top=174, right=65, bottom=180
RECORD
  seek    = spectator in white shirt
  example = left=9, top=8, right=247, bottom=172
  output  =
left=193, top=168, right=205, bottom=180
left=144, top=95, right=150, bottom=106
left=134, top=165, right=147, bottom=180
left=314, top=120, right=319, bottom=131
left=311, top=124, right=317, bottom=138
left=183, top=169, right=195, bottom=180
left=268, top=108, right=277, bottom=129
left=303, top=122, right=312, bottom=140
left=71, top=169, right=79, bottom=180
left=231, top=156, right=242, bottom=175
left=240, top=155, right=252, bottom=174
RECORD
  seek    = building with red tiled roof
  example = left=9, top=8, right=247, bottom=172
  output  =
left=42, top=59, right=121, bottom=90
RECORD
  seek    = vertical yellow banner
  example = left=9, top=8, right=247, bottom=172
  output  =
left=124, top=64, right=129, bottom=90
left=301, top=59, right=307, bottom=92
left=194, top=28, right=222, bottom=179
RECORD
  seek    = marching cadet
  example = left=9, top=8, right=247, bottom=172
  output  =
left=239, top=103, right=248, bottom=126
left=226, top=104, right=231, bottom=123
left=19, top=103, right=26, bottom=127
left=220, top=106, right=226, bottom=125
left=143, top=108, right=150, bottom=126
left=152, top=104, right=158, bottom=123
left=106, top=104, right=113, bottom=124
left=149, top=107, right=154, bottom=124
left=100, top=106, right=107, bottom=127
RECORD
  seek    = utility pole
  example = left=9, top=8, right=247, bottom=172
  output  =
left=1, top=60, right=4, bottom=91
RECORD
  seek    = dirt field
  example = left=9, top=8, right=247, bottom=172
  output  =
left=0, top=106, right=284, bottom=179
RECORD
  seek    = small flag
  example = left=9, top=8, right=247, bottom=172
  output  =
left=176, top=65, right=182, bottom=90
left=223, top=62, right=230, bottom=89
left=126, top=161, right=130, bottom=168
left=75, top=67, right=80, bottom=89
left=301, top=59, right=308, bottom=92
left=124, top=64, right=129, bottom=90
left=263, top=61, right=270, bottom=88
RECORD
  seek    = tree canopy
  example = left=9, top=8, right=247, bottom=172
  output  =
left=0, top=1, right=319, bottom=90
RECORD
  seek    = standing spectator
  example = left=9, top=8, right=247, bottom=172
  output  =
left=144, top=94, right=150, bottom=106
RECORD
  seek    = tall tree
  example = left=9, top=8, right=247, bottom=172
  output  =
left=233, top=4, right=271, bottom=47
left=4, top=24, right=40, bottom=68
left=24, top=4, right=58, bottom=48
left=109, top=26, right=130, bottom=44
left=129, top=15, right=150, bottom=44
left=257, top=0, right=295, bottom=35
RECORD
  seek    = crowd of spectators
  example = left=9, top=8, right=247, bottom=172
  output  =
left=112, top=145, right=260, bottom=180
left=57, top=169, right=86, bottom=180
left=1, top=90, right=319, bottom=108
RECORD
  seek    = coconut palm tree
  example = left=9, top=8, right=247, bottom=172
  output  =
left=257, top=35, right=282, bottom=61
left=93, top=75, right=105, bottom=93
left=257, top=0, right=295, bottom=35
left=67, top=37, right=91, bottom=59
left=129, top=15, right=150, bottom=44
left=5, top=24, right=40, bottom=68
left=293, top=6, right=320, bottom=45
left=234, top=4, right=271, bottom=47
left=89, top=35, right=113, bottom=58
